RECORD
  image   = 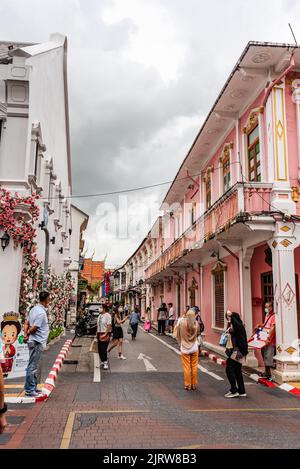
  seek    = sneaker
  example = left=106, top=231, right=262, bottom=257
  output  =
left=239, top=393, right=247, bottom=397
left=118, top=355, right=127, bottom=360
left=103, top=362, right=109, bottom=370
left=224, top=392, right=239, bottom=398
left=25, top=391, right=43, bottom=397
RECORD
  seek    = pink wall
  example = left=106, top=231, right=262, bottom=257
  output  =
left=201, top=254, right=240, bottom=347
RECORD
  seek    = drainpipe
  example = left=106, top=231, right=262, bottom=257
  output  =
left=42, top=227, right=50, bottom=289
left=262, top=52, right=295, bottom=108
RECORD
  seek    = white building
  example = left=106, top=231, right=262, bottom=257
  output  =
left=0, top=33, right=86, bottom=319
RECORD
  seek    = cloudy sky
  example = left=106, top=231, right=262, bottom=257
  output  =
left=1, top=0, right=300, bottom=266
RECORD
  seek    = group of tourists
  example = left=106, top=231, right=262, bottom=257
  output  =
left=0, top=294, right=277, bottom=435
left=95, top=303, right=142, bottom=370
left=174, top=302, right=276, bottom=398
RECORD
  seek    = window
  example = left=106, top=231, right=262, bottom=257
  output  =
left=212, top=262, right=226, bottom=329
left=223, top=153, right=231, bottom=192
left=206, top=173, right=212, bottom=210
left=190, top=203, right=196, bottom=225
left=247, top=125, right=261, bottom=182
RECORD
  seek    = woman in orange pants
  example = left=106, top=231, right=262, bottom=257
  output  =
left=174, top=309, right=200, bottom=390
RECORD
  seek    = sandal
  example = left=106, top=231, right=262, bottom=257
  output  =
left=191, top=385, right=197, bottom=390
left=184, top=386, right=191, bottom=390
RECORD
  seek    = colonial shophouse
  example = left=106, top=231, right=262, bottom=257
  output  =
left=122, top=42, right=300, bottom=384
left=0, top=34, right=87, bottom=324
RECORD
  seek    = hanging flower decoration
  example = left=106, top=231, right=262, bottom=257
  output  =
left=1, top=187, right=75, bottom=329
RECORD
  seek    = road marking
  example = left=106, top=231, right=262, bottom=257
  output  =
left=138, top=353, right=157, bottom=372
left=93, top=352, right=101, bottom=383
left=60, top=410, right=150, bottom=449
left=60, top=411, right=76, bottom=449
left=145, top=329, right=223, bottom=381
left=191, top=407, right=300, bottom=413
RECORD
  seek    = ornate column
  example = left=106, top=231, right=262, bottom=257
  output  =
left=292, top=79, right=300, bottom=181
left=268, top=85, right=295, bottom=214
left=268, top=221, right=300, bottom=383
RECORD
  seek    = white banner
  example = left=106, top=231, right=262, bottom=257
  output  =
left=0, top=312, right=29, bottom=378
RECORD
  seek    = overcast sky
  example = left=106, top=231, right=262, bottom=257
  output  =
left=1, top=0, right=300, bottom=266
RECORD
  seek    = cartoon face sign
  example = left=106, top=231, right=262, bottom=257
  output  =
left=2, top=323, right=19, bottom=345
left=0, top=313, right=21, bottom=355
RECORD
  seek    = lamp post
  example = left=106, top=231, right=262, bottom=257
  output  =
left=0, top=232, right=10, bottom=251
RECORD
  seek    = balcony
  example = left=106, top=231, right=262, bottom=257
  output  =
left=145, top=182, right=272, bottom=279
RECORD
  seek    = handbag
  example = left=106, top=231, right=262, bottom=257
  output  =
left=197, top=335, right=203, bottom=347
left=127, top=324, right=133, bottom=335
left=98, top=332, right=110, bottom=342
left=219, top=332, right=228, bottom=347
left=89, top=338, right=98, bottom=353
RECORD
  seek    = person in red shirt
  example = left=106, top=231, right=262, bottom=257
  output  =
left=255, top=302, right=276, bottom=381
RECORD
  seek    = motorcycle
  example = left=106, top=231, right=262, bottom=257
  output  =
left=75, top=309, right=98, bottom=337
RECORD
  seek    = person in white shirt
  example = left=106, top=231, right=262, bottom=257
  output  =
left=97, top=304, right=112, bottom=370
left=167, top=303, right=176, bottom=333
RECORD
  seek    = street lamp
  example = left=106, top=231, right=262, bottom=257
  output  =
left=0, top=232, right=10, bottom=251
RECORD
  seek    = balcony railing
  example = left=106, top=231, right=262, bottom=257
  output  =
left=145, top=182, right=272, bottom=279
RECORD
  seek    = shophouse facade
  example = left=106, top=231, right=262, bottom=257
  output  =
left=0, top=34, right=83, bottom=325
left=124, top=42, right=300, bottom=383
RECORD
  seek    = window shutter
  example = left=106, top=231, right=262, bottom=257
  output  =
left=214, top=271, right=224, bottom=328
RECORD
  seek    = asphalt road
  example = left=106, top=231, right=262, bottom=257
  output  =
left=2, top=325, right=300, bottom=449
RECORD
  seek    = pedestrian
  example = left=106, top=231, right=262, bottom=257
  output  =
left=167, top=303, right=176, bottom=334
left=224, top=310, right=248, bottom=398
left=107, top=309, right=128, bottom=359
left=143, top=306, right=151, bottom=333
left=175, top=309, right=200, bottom=390
left=118, top=303, right=124, bottom=320
left=23, top=291, right=50, bottom=397
left=0, top=348, right=8, bottom=434
left=96, top=303, right=112, bottom=370
left=192, top=306, right=205, bottom=353
left=157, top=303, right=167, bottom=335
left=254, top=301, right=276, bottom=381
left=129, top=306, right=140, bottom=340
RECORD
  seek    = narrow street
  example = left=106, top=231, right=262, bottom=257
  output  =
left=2, top=327, right=300, bottom=450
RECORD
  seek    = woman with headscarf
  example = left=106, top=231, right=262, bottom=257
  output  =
left=175, top=309, right=200, bottom=390
left=224, top=310, right=248, bottom=398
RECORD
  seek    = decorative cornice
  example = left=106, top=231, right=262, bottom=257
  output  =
left=242, top=106, right=264, bottom=134
left=219, top=141, right=234, bottom=163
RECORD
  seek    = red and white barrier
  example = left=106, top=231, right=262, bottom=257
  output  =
left=5, top=339, right=73, bottom=404
left=37, top=339, right=73, bottom=402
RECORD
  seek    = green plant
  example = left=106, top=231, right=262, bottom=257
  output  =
left=47, top=326, right=64, bottom=343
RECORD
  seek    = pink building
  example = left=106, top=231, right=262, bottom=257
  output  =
left=123, top=42, right=300, bottom=383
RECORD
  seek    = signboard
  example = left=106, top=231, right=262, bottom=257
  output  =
left=248, top=327, right=270, bottom=350
left=0, top=312, right=29, bottom=378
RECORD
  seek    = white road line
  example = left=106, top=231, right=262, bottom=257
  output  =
left=144, top=328, right=224, bottom=381
left=138, top=353, right=157, bottom=372
left=93, top=352, right=101, bottom=382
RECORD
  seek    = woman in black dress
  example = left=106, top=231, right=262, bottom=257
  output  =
left=107, top=310, right=128, bottom=359
left=224, top=310, right=248, bottom=398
